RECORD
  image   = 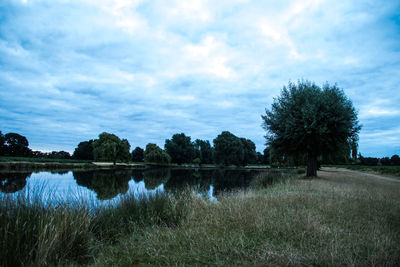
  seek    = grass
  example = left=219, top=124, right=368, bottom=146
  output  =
left=327, top=164, right=400, bottom=178
left=0, top=156, right=92, bottom=163
left=1, top=168, right=399, bottom=266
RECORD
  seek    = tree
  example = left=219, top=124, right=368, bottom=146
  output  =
left=391, top=155, right=400, bottom=165
left=262, top=81, right=361, bottom=176
left=131, top=146, right=144, bottom=162
left=92, top=132, right=131, bottom=165
left=165, top=133, right=195, bottom=164
left=144, top=143, right=171, bottom=164
left=0, top=131, right=5, bottom=155
left=240, top=138, right=257, bottom=165
left=4, top=133, right=32, bottom=157
left=73, top=140, right=94, bottom=160
left=213, top=131, right=244, bottom=166
left=194, top=139, right=214, bottom=164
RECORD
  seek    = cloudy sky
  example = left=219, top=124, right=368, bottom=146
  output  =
left=1, top=0, right=399, bottom=157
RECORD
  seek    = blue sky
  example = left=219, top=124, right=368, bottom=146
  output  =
left=1, top=0, right=399, bottom=157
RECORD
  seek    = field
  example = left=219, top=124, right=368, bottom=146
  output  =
left=1, top=167, right=399, bottom=266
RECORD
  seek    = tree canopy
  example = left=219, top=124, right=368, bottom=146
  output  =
left=131, top=146, right=144, bottom=162
left=93, top=132, right=131, bottom=164
left=262, top=80, right=361, bottom=176
left=3, top=133, right=31, bottom=157
left=213, top=131, right=244, bottom=166
left=144, top=143, right=171, bottom=165
left=73, top=140, right=94, bottom=160
left=165, top=133, right=195, bottom=164
left=194, top=139, right=214, bottom=164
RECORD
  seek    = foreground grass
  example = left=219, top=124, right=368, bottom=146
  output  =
left=1, top=168, right=399, bottom=266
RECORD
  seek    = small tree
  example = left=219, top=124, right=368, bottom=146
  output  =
left=240, top=138, right=257, bottom=165
left=144, top=143, right=171, bottom=165
left=262, top=80, right=361, bottom=176
left=93, top=132, right=131, bottom=165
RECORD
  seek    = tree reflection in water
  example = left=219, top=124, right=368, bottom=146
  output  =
left=73, top=170, right=131, bottom=200
left=0, top=172, right=32, bottom=193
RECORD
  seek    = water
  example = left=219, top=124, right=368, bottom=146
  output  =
left=0, top=168, right=266, bottom=204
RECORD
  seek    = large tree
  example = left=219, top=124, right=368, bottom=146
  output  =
left=4, top=133, right=32, bottom=157
left=164, top=133, right=195, bottom=164
left=93, top=132, right=131, bottom=165
left=213, top=131, right=244, bottom=166
left=262, top=81, right=360, bottom=176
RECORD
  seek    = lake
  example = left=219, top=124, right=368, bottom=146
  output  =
left=0, top=168, right=269, bottom=204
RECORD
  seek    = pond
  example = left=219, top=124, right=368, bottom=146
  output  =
left=0, top=168, right=270, bottom=204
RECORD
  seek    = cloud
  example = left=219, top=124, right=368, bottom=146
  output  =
left=0, top=0, right=399, bottom=157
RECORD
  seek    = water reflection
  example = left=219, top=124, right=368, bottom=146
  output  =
left=73, top=170, right=131, bottom=200
left=1, top=168, right=266, bottom=202
left=0, top=172, right=31, bottom=193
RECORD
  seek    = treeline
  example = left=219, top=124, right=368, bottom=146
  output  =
left=358, top=154, right=400, bottom=166
left=0, top=131, right=72, bottom=159
left=74, top=131, right=270, bottom=166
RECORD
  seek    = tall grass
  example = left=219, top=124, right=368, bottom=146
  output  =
left=0, top=184, right=193, bottom=266
left=2, top=169, right=399, bottom=266
left=95, top=170, right=400, bottom=266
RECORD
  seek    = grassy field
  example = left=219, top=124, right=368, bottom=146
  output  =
left=327, top=164, right=400, bottom=178
left=1, top=168, right=399, bottom=266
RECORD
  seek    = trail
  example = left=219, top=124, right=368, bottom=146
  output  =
left=321, top=167, right=400, bottom=184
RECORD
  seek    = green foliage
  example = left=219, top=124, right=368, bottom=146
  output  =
left=3, top=132, right=32, bottom=157
left=144, top=143, right=171, bottom=165
left=262, top=80, right=361, bottom=176
left=194, top=139, right=214, bottom=164
left=93, top=132, right=131, bottom=164
left=391, top=155, right=400, bottom=165
left=240, top=138, right=257, bottom=165
left=165, top=133, right=195, bottom=164
left=213, top=131, right=244, bottom=166
left=131, top=146, right=144, bottom=162
left=193, top=157, right=201, bottom=165
left=73, top=140, right=94, bottom=160
left=0, top=131, right=5, bottom=155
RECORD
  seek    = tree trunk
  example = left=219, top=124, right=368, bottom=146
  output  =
left=306, top=155, right=318, bottom=177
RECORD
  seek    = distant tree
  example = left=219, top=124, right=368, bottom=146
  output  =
left=213, top=131, right=244, bottom=166
left=4, top=133, right=32, bottom=157
left=262, top=81, right=361, bottom=176
left=165, top=133, right=195, bottom=164
left=0, top=131, right=5, bottom=156
left=93, top=132, right=131, bottom=165
left=380, top=157, right=391, bottom=166
left=240, top=138, right=257, bottom=165
left=194, top=139, right=214, bottom=164
left=49, top=151, right=72, bottom=159
left=131, top=146, right=144, bottom=162
left=73, top=140, right=94, bottom=160
left=263, top=147, right=270, bottom=165
left=391, top=155, right=400, bottom=165
left=144, top=143, right=171, bottom=164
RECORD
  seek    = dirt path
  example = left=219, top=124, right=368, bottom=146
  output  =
left=321, top=167, right=400, bottom=184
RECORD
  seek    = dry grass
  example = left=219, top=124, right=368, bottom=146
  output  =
left=95, top=168, right=400, bottom=266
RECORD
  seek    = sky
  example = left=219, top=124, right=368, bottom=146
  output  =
left=1, top=0, right=399, bottom=157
